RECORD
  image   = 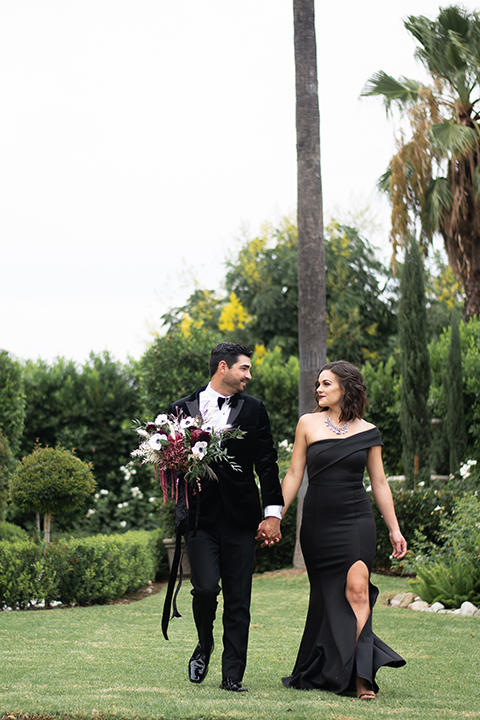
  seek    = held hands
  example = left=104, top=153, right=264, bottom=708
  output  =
left=255, top=517, right=282, bottom=548
left=389, top=529, right=407, bottom=560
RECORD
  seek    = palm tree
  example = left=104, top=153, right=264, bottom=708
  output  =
left=293, top=0, right=327, bottom=567
left=362, top=5, right=480, bottom=318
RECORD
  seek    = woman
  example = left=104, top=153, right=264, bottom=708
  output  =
left=281, top=361, right=407, bottom=700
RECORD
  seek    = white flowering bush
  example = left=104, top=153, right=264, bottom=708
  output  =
left=83, top=462, right=161, bottom=534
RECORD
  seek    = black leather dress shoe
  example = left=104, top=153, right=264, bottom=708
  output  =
left=221, top=676, right=248, bottom=692
left=188, top=644, right=211, bottom=684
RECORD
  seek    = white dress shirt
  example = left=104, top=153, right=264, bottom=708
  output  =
left=198, top=383, right=282, bottom=521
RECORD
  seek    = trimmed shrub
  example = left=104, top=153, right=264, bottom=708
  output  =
left=0, top=521, right=29, bottom=543
left=0, top=540, right=44, bottom=609
left=0, top=530, right=164, bottom=609
left=45, top=531, right=155, bottom=605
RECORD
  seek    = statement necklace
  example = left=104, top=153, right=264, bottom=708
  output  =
left=325, top=415, right=350, bottom=435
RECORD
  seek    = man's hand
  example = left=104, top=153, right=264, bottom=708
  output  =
left=255, top=517, right=282, bottom=547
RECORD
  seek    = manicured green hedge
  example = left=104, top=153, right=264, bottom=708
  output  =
left=0, top=529, right=168, bottom=610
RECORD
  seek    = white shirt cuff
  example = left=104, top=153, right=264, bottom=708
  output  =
left=264, top=505, right=283, bottom=520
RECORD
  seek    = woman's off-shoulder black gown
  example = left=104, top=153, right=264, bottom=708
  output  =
left=282, top=428, right=405, bottom=694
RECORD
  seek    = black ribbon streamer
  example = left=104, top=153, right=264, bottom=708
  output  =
left=161, top=486, right=201, bottom=640
left=161, top=529, right=183, bottom=640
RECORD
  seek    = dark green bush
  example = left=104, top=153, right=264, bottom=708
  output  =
left=370, top=484, right=457, bottom=570
left=0, top=540, right=44, bottom=609
left=0, top=530, right=164, bottom=609
left=0, top=521, right=29, bottom=543
left=406, top=494, right=480, bottom=607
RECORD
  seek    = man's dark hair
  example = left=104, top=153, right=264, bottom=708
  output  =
left=209, top=343, right=252, bottom=377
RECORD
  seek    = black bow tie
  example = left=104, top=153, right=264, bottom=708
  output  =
left=218, top=394, right=240, bottom=409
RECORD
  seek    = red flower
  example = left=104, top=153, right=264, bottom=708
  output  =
left=190, top=428, right=211, bottom=443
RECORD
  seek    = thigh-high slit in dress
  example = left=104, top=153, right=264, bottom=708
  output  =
left=282, top=428, right=405, bottom=694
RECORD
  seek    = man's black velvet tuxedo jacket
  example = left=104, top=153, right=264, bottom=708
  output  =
left=170, top=387, right=283, bottom=533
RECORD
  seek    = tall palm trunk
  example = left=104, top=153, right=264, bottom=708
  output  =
left=293, top=0, right=327, bottom=568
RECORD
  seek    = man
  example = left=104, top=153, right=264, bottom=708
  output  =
left=167, top=343, right=283, bottom=692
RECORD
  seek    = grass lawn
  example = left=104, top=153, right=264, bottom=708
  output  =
left=0, top=570, right=479, bottom=720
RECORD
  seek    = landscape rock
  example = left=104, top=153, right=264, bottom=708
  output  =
left=460, top=601, right=477, bottom=616
left=409, top=600, right=430, bottom=611
left=391, top=592, right=415, bottom=608
left=428, top=602, right=445, bottom=613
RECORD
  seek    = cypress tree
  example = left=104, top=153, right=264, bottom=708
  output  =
left=445, top=308, right=466, bottom=473
left=398, top=238, right=431, bottom=487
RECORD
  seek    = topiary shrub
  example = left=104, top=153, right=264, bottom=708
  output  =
left=10, top=445, right=96, bottom=543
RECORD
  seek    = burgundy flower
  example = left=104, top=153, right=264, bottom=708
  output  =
left=191, top=428, right=211, bottom=443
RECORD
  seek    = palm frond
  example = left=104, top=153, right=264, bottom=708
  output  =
left=377, top=167, right=392, bottom=194
left=360, top=71, right=421, bottom=112
left=429, top=120, right=477, bottom=156
left=406, top=9, right=471, bottom=88
left=425, top=177, right=452, bottom=231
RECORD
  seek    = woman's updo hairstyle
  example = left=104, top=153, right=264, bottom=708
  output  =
left=314, top=360, right=368, bottom=422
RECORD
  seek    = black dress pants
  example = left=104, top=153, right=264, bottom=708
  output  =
left=186, top=514, right=256, bottom=681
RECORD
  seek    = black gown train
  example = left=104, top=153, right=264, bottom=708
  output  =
left=282, top=428, right=405, bottom=694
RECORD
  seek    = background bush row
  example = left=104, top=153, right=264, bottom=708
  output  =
left=0, top=529, right=169, bottom=610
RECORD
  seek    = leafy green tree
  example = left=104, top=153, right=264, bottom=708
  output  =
left=362, top=355, right=402, bottom=476
left=446, top=308, right=467, bottom=473
left=363, top=5, right=480, bottom=317
left=0, top=350, right=25, bottom=458
left=21, top=357, right=86, bottom=456
left=424, top=251, right=463, bottom=341
left=398, top=238, right=431, bottom=486
left=429, top=316, right=480, bottom=465
left=247, top=346, right=300, bottom=446
left=161, top=289, right=223, bottom=335
left=10, top=446, right=96, bottom=544
left=0, top=432, right=14, bottom=518
left=21, top=353, right=142, bottom=498
left=225, top=219, right=397, bottom=365
left=225, top=218, right=299, bottom=355
left=138, top=325, right=220, bottom=417
left=325, top=223, right=397, bottom=364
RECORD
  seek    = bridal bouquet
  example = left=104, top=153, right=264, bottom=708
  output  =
left=131, top=413, right=244, bottom=506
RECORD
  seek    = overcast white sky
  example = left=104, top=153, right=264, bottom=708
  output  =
left=1, top=1, right=475, bottom=365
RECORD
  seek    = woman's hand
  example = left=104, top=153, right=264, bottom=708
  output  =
left=389, top=529, right=407, bottom=560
